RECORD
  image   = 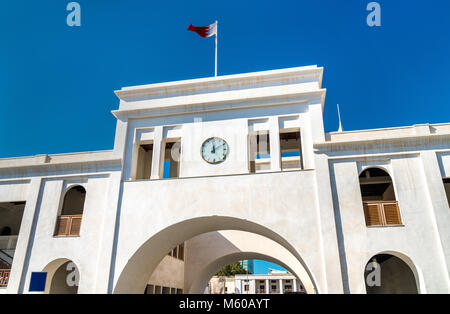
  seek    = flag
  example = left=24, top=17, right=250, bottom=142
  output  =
left=187, top=22, right=217, bottom=38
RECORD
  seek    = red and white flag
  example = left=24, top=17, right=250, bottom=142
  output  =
left=187, top=21, right=217, bottom=38
left=187, top=21, right=219, bottom=76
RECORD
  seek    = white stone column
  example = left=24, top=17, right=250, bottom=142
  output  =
left=279, top=279, right=283, bottom=294
left=151, top=126, right=164, bottom=179
left=9, top=178, right=42, bottom=293
left=293, top=279, right=297, bottom=292
left=420, top=151, right=450, bottom=285
left=265, top=279, right=269, bottom=294
left=94, top=171, right=123, bottom=293
left=269, top=116, right=281, bottom=172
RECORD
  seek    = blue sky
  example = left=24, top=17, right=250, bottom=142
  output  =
left=2, top=1, right=450, bottom=273
left=253, top=260, right=286, bottom=275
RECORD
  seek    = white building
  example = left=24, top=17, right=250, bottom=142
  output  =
left=206, top=276, right=236, bottom=294
left=0, top=65, right=449, bottom=294
left=235, top=269, right=304, bottom=294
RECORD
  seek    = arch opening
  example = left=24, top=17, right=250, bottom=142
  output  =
left=42, top=258, right=80, bottom=294
left=112, top=217, right=318, bottom=294
left=199, top=254, right=307, bottom=295
left=54, top=185, right=86, bottom=237
left=359, top=168, right=402, bottom=226
left=364, top=253, right=419, bottom=294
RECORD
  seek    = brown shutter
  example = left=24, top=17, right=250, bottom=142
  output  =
left=69, top=217, right=82, bottom=236
left=55, top=216, right=69, bottom=236
left=363, top=203, right=382, bottom=226
left=383, top=203, right=402, bottom=225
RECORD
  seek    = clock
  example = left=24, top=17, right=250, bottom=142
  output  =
left=201, top=137, right=229, bottom=164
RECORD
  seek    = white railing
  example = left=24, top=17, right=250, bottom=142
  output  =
left=0, top=236, right=18, bottom=250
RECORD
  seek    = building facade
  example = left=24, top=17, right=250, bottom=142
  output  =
left=0, top=66, right=449, bottom=294
left=207, top=269, right=305, bottom=294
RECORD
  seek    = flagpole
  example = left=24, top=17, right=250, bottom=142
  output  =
left=215, top=20, right=218, bottom=77
left=337, top=104, right=343, bottom=132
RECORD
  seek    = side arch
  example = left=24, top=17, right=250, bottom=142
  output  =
left=42, top=258, right=80, bottom=294
left=364, top=250, right=425, bottom=294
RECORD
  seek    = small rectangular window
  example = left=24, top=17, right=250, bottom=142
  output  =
left=280, top=130, right=302, bottom=170
left=178, top=243, right=184, bottom=261
left=145, top=284, right=154, bottom=294
left=135, top=143, right=153, bottom=180
left=249, top=132, right=270, bottom=173
left=172, top=247, right=178, bottom=259
left=163, top=140, right=181, bottom=178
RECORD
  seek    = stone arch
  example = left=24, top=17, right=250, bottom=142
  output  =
left=364, top=251, right=423, bottom=294
left=42, top=258, right=80, bottom=294
left=112, top=216, right=319, bottom=294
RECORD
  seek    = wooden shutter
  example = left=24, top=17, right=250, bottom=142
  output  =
left=383, top=203, right=402, bottom=225
left=69, top=217, right=82, bottom=236
left=363, top=203, right=382, bottom=226
left=55, top=216, right=69, bottom=236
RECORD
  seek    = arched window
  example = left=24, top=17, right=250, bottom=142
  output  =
left=54, top=186, right=86, bottom=237
left=359, top=168, right=402, bottom=226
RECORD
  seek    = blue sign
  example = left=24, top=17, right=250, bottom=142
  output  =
left=29, top=272, right=47, bottom=292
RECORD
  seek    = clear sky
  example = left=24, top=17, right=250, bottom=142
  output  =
left=2, top=1, right=450, bottom=273
left=253, top=260, right=286, bottom=275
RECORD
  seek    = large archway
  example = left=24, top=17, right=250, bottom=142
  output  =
left=364, top=252, right=420, bottom=294
left=112, top=216, right=319, bottom=294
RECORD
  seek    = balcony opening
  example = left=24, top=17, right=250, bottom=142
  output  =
left=444, top=178, right=450, bottom=208
left=249, top=131, right=270, bottom=173
left=279, top=130, right=302, bottom=170
left=54, top=186, right=86, bottom=237
left=135, top=143, right=153, bottom=180
left=163, top=140, right=181, bottom=179
left=359, top=168, right=402, bottom=227
left=0, top=201, right=26, bottom=288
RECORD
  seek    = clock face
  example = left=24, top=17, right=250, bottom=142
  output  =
left=201, top=137, right=229, bottom=164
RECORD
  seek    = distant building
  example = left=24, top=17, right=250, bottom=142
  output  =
left=206, top=276, right=236, bottom=294
left=235, top=269, right=304, bottom=294
left=208, top=269, right=305, bottom=294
